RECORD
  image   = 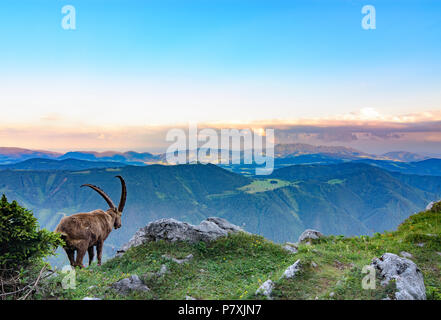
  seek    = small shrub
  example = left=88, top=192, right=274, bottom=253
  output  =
left=0, top=195, right=63, bottom=299
left=195, top=241, right=208, bottom=255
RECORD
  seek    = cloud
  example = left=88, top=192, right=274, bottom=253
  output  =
left=0, top=109, right=440, bottom=155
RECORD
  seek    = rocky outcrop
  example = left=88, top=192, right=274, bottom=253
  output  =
left=372, top=253, right=426, bottom=300
left=117, top=217, right=245, bottom=255
left=255, top=280, right=274, bottom=299
left=426, top=200, right=441, bottom=211
left=298, top=229, right=323, bottom=244
left=282, top=242, right=298, bottom=254
left=111, top=275, right=150, bottom=295
left=281, top=259, right=301, bottom=279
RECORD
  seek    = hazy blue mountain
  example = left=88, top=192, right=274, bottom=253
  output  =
left=2, top=145, right=439, bottom=177
left=0, top=158, right=127, bottom=171
left=274, top=143, right=374, bottom=159
left=382, top=151, right=431, bottom=162
left=58, top=151, right=158, bottom=165
left=353, top=158, right=441, bottom=176
left=0, top=147, right=61, bottom=164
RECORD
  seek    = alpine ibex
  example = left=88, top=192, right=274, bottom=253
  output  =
left=55, top=176, right=127, bottom=268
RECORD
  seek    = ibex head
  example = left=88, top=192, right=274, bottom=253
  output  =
left=81, top=175, right=127, bottom=229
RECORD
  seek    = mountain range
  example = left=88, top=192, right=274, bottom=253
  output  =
left=1, top=161, right=440, bottom=266
left=1, top=144, right=438, bottom=166
left=1, top=144, right=441, bottom=267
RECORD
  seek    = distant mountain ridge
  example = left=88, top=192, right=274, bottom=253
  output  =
left=58, top=151, right=161, bottom=164
left=0, top=158, right=127, bottom=171
left=353, top=158, right=441, bottom=176
left=1, top=145, right=440, bottom=172
left=0, top=147, right=62, bottom=164
left=274, top=143, right=372, bottom=159
left=0, top=148, right=162, bottom=166
left=382, top=151, right=431, bottom=162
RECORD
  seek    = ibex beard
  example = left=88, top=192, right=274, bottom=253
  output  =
left=55, top=175, right=127, bottom=268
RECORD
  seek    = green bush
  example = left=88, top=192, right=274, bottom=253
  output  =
left=0, top=194, right=63, bottom=270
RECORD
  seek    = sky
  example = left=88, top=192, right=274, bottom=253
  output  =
left=0, top=0, right=440, bottom=153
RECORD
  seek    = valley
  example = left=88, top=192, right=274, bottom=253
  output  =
left=1, top=157, right=440, bottom=267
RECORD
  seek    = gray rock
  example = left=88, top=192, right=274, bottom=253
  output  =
left=82, top=297, right=101, bottom=300
left=400, top=251, right=413, bottom=259
left=118, top=217, right=245, bottom=254
left=206, top=217, right=245, bottom=234
left=329, top=292, right=335, bottom=298
left=282, top=242, right=298, bottom=254
left=162, top=253, right=194, bottom=264
left=185, top=295, right=196, bottom=300
left=416, top=243, right=425, bottom=247
left=426, top=200, right=440, bottom=211
left=437, top=252, right=441, bottom=257
left=298, top=229, right=323, bottom=244
left=255, top=280, right=274, bottom=299
left=311, top=261, right=318, bottom=268
left=372, top=253, right=426, bottom=300
left=111, top=275, right=150, bottom=294
left=281, top=259, right=301, bottom=279
left=157, top=264, right=168, bottom=276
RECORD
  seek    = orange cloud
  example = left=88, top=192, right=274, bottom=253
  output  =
left=0, top=109, right=440, bottom=154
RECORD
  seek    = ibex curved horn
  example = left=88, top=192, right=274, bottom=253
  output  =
left=115, top=175, right=127, bottom=213
left=81, top=184, right=116, bottom=209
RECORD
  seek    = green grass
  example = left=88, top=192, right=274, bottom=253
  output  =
left=206, top=190, right=238, bottom=200
left=39, top=204, right=441, bottom=300
left=70, top=170, right=91, bottom=175
left=39, top=233, right=294, bottom=300
left=327, top=179, right=345, bottom=185
left=238, top=179, right=294, bottom=194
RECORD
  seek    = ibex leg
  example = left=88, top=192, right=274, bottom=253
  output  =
left=65, top=248, right=75, bottom=267
left=88, top=246, right=95, bottom=266
left=97, top=241, right=103, bottom=266
left=75, top=244, right=87, bottom=268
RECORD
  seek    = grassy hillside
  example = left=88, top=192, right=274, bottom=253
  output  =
left=39, top=203, right=441, bottom=300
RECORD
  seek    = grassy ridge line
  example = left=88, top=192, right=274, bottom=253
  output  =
left=40, top=204, right=441, bottom=300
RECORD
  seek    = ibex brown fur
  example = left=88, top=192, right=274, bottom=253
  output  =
left=55, top=176, right=127, bottom=268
